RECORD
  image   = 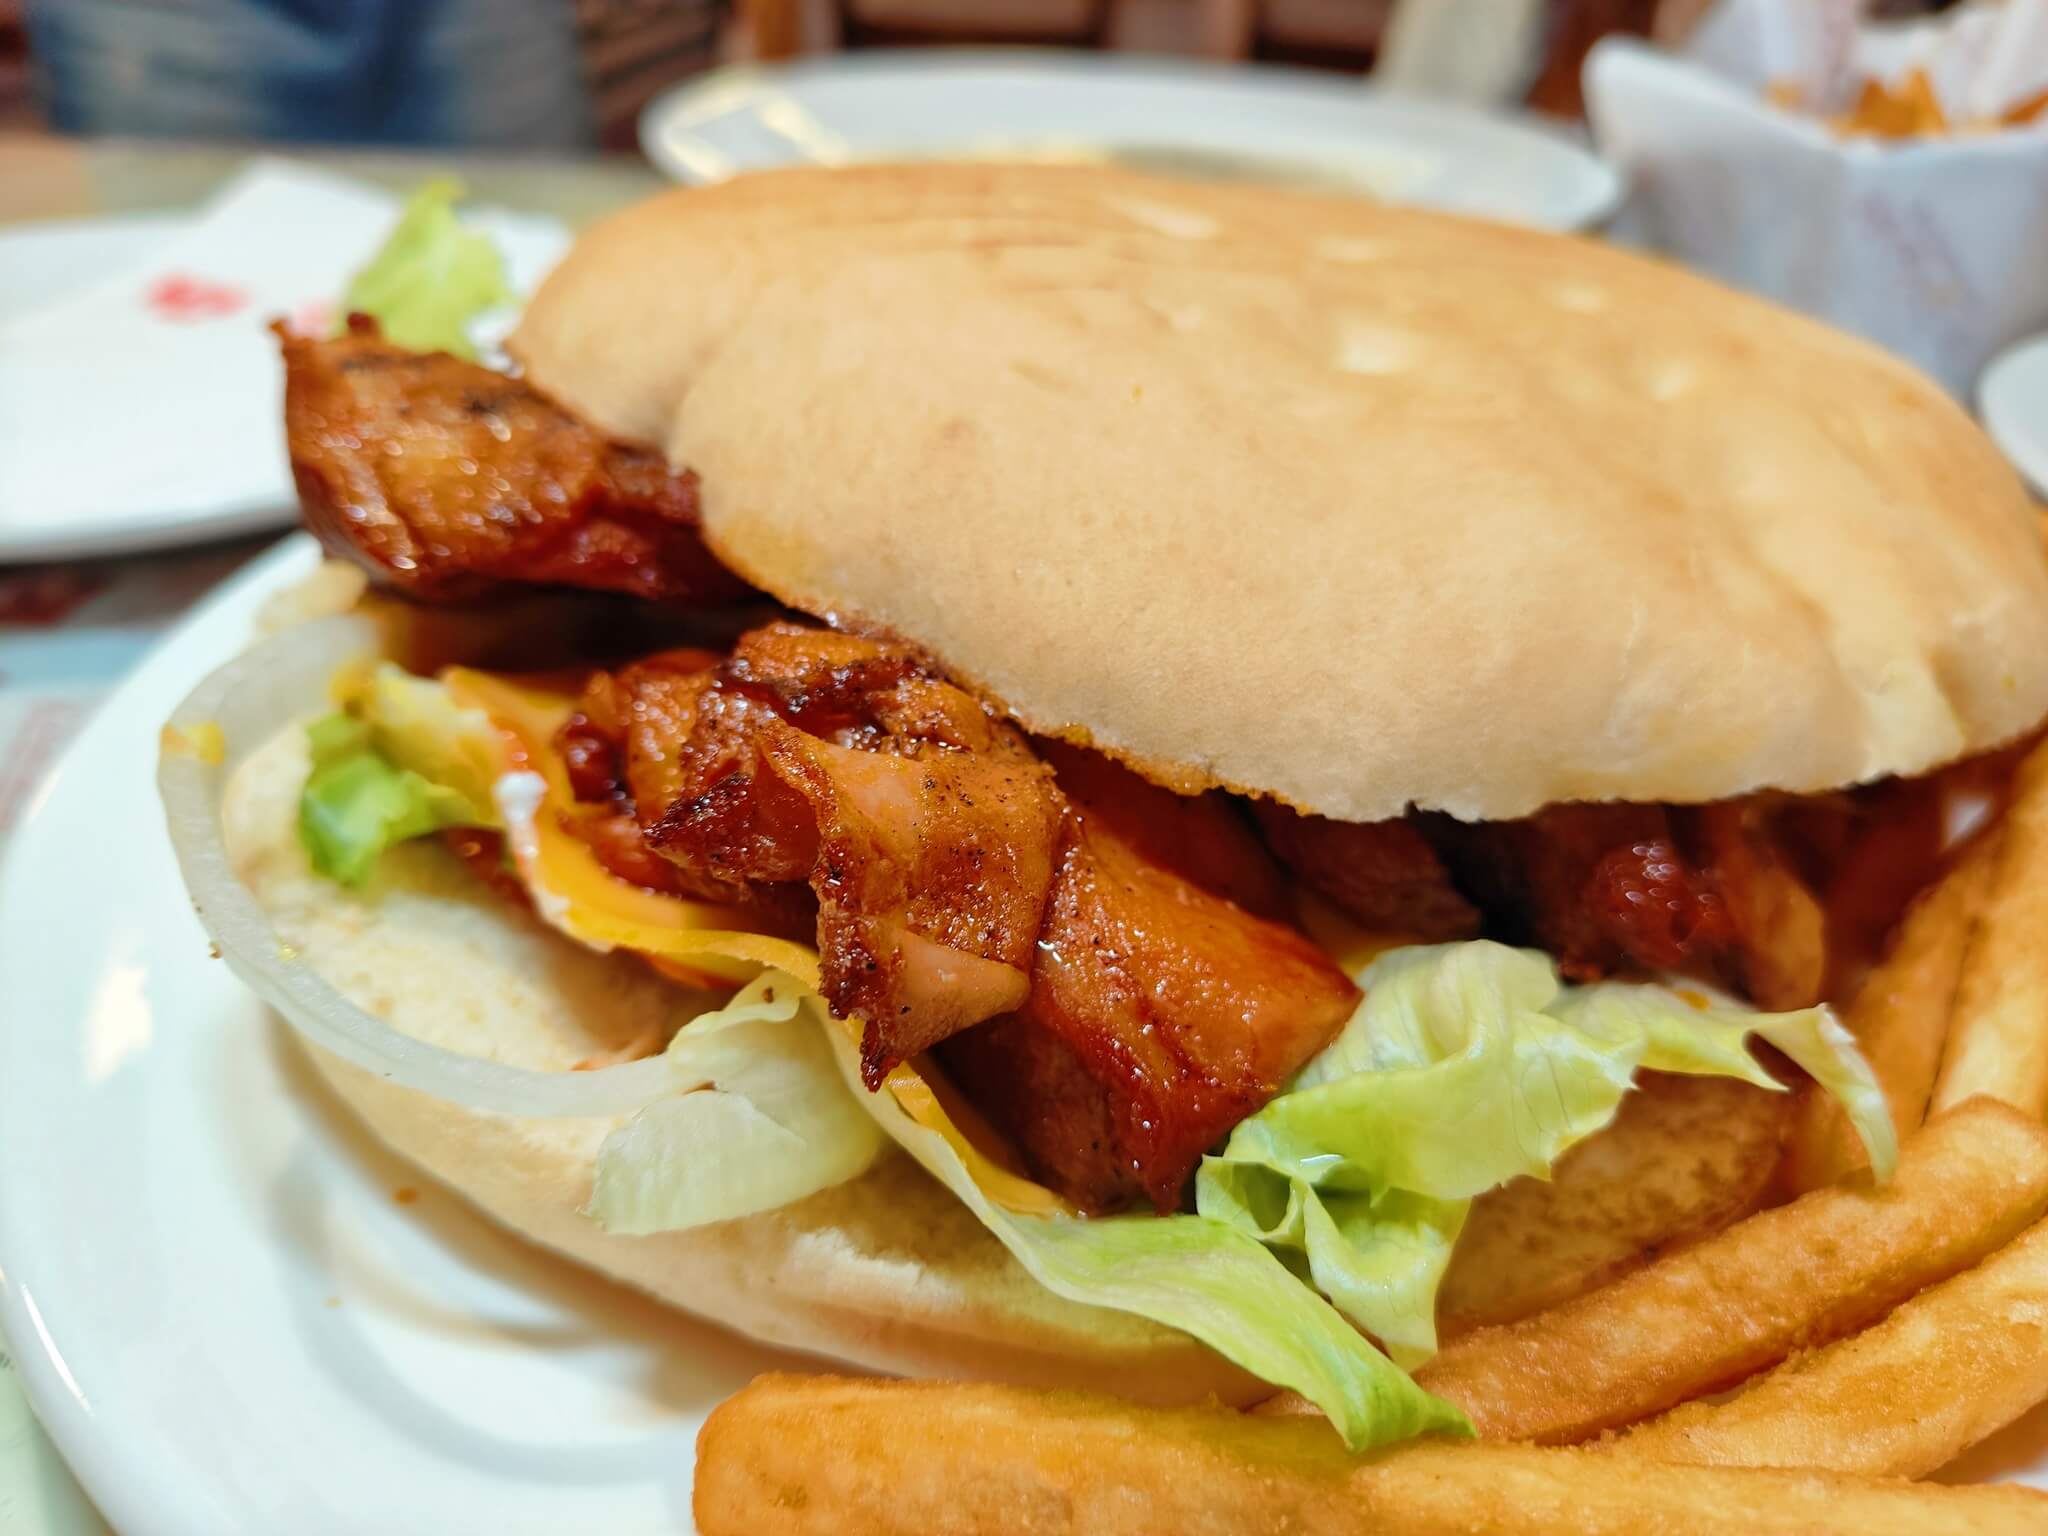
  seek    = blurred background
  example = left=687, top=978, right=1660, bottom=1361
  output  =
left=0, top=0, right=1738, bottom=152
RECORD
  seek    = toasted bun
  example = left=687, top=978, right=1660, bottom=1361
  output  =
left=222, top=722, right=1259, bottom=1400
left=512, top=163, right=2048, bottom=822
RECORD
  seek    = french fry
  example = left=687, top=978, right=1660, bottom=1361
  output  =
left=694, top=1373, right=2048, bottom=1536
left=1932, top=736, right=2048, bottom=1118
left=1609, top=1215, right=2048, bottom=1478
left=1408, top=1098, right=2048, bottom=1444
left=1781, top=831, right=1996, bottom=1193
left=1442, top=1073, right=1789, bottom=1335
left=2003, top=85, right=2048, bottom=127
left=1833, top=69, right=1950, bottom=139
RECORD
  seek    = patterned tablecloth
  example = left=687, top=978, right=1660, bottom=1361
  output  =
left=0, top=535, right=272, bottom=849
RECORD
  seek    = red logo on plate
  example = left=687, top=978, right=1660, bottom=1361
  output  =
left=145, top=273, right=249, bottom=322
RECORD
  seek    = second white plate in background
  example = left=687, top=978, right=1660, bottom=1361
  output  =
left=1981, top=333, right=2048, bottom=498
left=0, top=166, right=567, bottom=565
left=641, top=51, right=1623, bottom=232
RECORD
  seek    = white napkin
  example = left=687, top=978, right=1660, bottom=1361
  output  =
left=1585, top=3, right=2048, bottom=397
left=0, top=159, right=568, bottom=559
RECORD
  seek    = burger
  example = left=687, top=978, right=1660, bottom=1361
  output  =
left=158, top=163, right=2048, bottom=1449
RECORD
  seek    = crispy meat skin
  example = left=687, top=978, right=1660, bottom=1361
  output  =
left=1013, top=759, right=1361, bottom=1209
left=549, top=652, right=753, bottom=902
left=614, top=627, right=1356, bottom=1209
left=640, top=624, right=1067, bottom=1081
left=1043, top=742, right=1290, bottom=920
left=278, top=319, right=748, bottom=604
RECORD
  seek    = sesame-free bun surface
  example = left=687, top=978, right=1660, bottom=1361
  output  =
left=513, top=163, right=2048, bottom=822
left=222, top=724, right=1255, bottom=1401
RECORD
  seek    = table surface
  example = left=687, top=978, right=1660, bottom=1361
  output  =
left=0, top=133, right=666, bottom=1536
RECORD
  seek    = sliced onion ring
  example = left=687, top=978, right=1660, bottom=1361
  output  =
left=157, top=614, right=696, bottom=1119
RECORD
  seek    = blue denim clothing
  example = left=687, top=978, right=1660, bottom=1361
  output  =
left=27, top=0, right=596, bottom=148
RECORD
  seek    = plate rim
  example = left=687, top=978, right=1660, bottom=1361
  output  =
left=0, top=533, right=319, bottom=1536
left=0, top=209, right=301, bottom=565
left=1979, top=331, right=2048, bottom=498
left=637, top=47, right=1624, bottom=231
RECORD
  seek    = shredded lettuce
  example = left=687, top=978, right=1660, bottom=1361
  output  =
left=297, top=664, right=504, bottom=885
left=338, top=178, right=510, bottom=359
left=589, top=972, right=887, bottom=1233
left=297, top=712, right=486, bottom=886
left=816, top=1010, right=1471, bottom=1452
left=346, top=663, right=503, bottom=822
left=1196, top=941, right=1894, bottom=1364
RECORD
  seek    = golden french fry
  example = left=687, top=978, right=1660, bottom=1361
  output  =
left=1835, top=78, right=1916, bottom=138
left=1899, top=68, right=1949, bottom=134
left=1609, top=1214, right=2048, bottom=1478
left=694, top=1373, right=2048, bottom=1536
left=1932, top=737, right=2048, bottom=1118
left=1442, top=1073, right=1789, bottom=1335
left=1833, top=68, right=1950, bottom=139
left=1410, top=1098, right=2048, bottom=1444
left=1781, top=832, right=1996, bottom=1193
left=2003, top=86, right=2048, bottom=127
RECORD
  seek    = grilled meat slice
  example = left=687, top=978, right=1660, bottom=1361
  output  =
left=278, top=318, right=747, bottom=605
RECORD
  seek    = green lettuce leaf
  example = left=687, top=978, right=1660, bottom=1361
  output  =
left=347, top=663, right=502, bottom=824
left=1196, top=941, right=1894, bottom=1365
left=588, top=972, right=887, bottom=1233
left=1556, top=980, right=1897, bottom=1181
left=297, top=712, right=484, bottom=886
left=338, top=178, right=510, bottom=359
left=818, top=1012, right=1471, bottom=1453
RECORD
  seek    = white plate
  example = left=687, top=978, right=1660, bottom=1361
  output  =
left=0, top=215, right=183, bottom=330
left=641, top=51, right=1623, bottom=232
left=1981, top=332, right=2048, bottom=497
left=0, top=536, right=815, bottom=1536
left=0, top=173, right=567, bottom=567
left=8, top=538, right=2048, bottom=1533
left=0, top=213, right=294, bottom=564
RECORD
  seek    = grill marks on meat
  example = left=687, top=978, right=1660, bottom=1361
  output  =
left=551, top=652, right=752, bottom=903
left=636, top=624, right=1067, bottom=1082
left=278, top=318, right=748, bottom=605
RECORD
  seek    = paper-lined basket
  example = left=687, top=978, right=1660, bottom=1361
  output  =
left=1585, top=0, right=2048, bottom=397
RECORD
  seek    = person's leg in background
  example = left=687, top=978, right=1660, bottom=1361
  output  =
left=25, top=0, right=596, bottom=149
